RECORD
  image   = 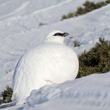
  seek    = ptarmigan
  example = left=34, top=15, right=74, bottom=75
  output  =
left=12, top=30, right=79, bottom=105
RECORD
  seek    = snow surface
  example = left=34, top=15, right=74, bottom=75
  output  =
left=0, top=0, right=110, bottom=109
left=24, top=72, right=110, bottom=110
left=2, top=72, right=110, bottom=110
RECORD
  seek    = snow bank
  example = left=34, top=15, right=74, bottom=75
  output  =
left=23, top=72, right=110, bottom=110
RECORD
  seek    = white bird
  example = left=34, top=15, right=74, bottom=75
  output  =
left=12, top=30, right=79, bottom=105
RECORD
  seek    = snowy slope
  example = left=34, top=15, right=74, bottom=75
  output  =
left=23, top=72, right=110, bottom=110
left=2, top=72, right=110, bottom=110
left=0, top=0, right=110, bottom=109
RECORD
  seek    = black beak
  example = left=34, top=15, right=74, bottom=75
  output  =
left=63, top=32, right=69, bottom=37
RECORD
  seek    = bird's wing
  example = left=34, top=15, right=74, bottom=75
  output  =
left=43, top=45, right=78, bottom=84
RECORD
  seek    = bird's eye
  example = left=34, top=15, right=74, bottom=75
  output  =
left=54, top=33, right=63, bottom=36
left=54, top=33, right=57, bottom=36
left=53, top=32, right=69, bottom=37
left=54, top=33, right=60, bottom=36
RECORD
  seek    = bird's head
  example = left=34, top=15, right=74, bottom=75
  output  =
left=45, top=30, right=69, bottom=44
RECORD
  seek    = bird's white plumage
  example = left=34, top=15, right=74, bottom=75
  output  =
left=12, top=30, right=79, bottom=105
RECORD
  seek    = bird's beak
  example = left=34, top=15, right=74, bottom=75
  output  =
left=63, top=32, right=69, bottom=37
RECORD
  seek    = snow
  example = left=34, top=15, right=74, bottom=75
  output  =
left=23, top=72, right=110, bottom=110
left=0, top=0, right=110, bottom=109
left=2, top=72, right=110, bottom=110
